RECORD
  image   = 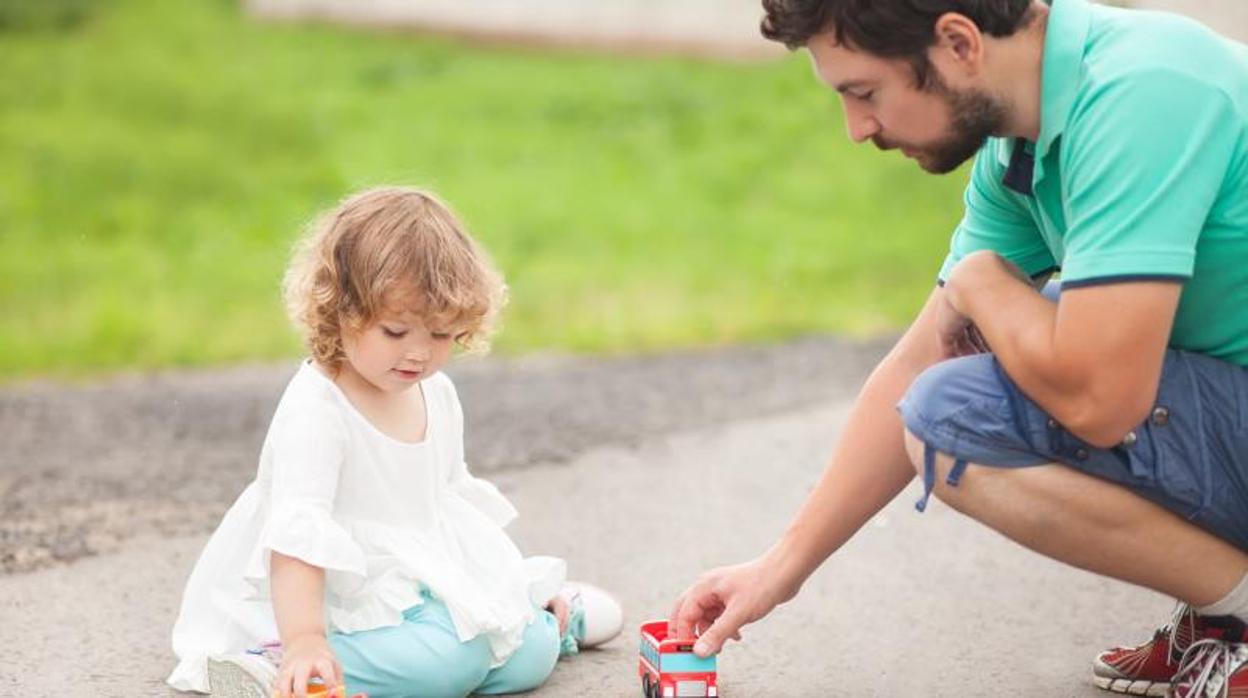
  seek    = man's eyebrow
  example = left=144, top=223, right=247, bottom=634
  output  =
left=834, top=80, right=872, bottom=93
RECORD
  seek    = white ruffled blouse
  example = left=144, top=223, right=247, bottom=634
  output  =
left=168, top=361, right=564, bottom=693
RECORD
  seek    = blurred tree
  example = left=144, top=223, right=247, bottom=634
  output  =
left=0, top=0, right=101, bottom=32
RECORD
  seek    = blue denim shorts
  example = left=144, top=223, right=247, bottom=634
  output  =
left=898, top=344, right=1248, bottom=552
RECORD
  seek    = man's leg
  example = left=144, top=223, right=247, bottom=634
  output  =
left=900, top=430, right=1248, bottom=605
left=897, top=349, right=1248, bottom=695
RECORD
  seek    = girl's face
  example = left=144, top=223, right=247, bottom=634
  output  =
left=340, top=305, right=457, bottom=395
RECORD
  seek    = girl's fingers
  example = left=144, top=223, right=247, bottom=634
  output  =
left=315, top=658, right=339, bottom=689
left=293, top=664, right=312, bottom=698
left=549, top=597, right=570, bottom=635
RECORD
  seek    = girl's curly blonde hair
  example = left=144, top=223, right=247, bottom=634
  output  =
left=283, top=187, right=507, bottom=372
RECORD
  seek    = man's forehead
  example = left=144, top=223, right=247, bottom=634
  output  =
left=807, top=35, right=906, bottom=89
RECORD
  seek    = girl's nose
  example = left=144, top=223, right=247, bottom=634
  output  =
left=405, top=344, right=431, bottom=362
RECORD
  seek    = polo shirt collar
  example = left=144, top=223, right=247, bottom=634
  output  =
left=1036, top=0, right=1092, bottom=161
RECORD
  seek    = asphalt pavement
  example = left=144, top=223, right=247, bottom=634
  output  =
left=1, top=341, right=1173, bottom=696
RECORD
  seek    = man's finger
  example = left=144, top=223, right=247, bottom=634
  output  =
left=668, top=592, right=690, bottom=636
left=673, top=590, right=707, bottom=640
left=692, top=605, right=748, bottom=658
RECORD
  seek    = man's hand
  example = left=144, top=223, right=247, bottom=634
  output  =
left=938, top=250, right=1043, bottom=358
left=945, top=250, right=1038, bottom=309
left=668, top=558, right=795, bottom=658
left=934, top=291, right=991, bottom=359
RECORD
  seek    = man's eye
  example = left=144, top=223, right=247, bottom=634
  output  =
left=431, top=332, right=452, bottom=340
left=383, top=328, right=407, bottom=339
left=856, top=90, right=874, bottom=102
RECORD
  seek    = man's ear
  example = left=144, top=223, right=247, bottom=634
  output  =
left=931, top=12, right=985, bottom=77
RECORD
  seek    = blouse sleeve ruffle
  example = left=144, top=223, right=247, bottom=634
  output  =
left=449, top=472, right=519, bottom=527
left=243, top=500, right=368, bottom=602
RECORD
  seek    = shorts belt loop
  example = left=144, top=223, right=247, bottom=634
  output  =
left=915, top=442, right=937, bottom=512
left=946, top=458, right=970, bottom=487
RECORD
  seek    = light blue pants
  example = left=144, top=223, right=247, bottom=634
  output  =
left=329, top=593, right=562, bottom=698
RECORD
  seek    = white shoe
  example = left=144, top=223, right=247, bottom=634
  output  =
left=207, top=652, right=277, bottom=698
left=561, top=581, right=624, bottom=648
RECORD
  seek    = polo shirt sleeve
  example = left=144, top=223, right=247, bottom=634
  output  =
left=1058, top=70, right=1238, bottom=287
left=938, top=143, right=1055, bottom=283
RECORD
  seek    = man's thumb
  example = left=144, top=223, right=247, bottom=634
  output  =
left=692, top=612, right=742, bottom=658
left=692, top=636, right=717, bottom=658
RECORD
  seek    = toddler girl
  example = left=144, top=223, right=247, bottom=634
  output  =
left=167, top=187, right=622, bottom=698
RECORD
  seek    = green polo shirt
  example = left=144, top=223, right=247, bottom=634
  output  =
left=939, top=0, right=1248, bottom=366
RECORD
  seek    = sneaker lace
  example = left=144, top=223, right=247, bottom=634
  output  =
left=1174, top=638, right=1248, bottom=698
left=1167, top=602, right=1197, bottom=667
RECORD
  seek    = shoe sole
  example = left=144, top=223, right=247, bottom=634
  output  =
left=207, top=657, right=272, bottom=698
left=1091, top=674, right=1170, bottom=697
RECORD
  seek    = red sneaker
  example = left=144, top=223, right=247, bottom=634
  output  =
left=1093, top=606, right=1248, bottom=696
left=1171, top=639, right=1248, bottom=698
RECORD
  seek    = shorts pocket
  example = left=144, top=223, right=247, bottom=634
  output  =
left=1139, top=353, right=1212, bottom=518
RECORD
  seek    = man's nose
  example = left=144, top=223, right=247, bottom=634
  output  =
left=844, top=105, right=880, bottom=144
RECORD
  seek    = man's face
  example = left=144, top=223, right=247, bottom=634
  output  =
left=807, top=34, right=1006, bottom=174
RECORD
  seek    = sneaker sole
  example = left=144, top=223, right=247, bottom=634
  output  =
left=1091, top=674, right=1171, bottom=697
left=207, top=657, right=272, bottom=698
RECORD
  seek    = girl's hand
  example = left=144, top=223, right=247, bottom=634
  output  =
left=273, top=633, right=344, bottom=698
left=546, top=595, right=571, bottom=636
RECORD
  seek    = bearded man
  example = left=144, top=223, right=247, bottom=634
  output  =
left=669, top=2, right=1248, bottom=695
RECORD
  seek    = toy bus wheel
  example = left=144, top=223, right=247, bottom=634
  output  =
left=641, top=674, right=651, bottom=698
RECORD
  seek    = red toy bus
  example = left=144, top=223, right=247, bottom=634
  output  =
left=638, top=620, right=719, bottom=697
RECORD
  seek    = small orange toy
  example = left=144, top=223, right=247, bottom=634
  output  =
left=274, top=682, right=365, bottom=698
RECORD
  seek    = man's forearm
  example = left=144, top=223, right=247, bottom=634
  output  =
left=944, top=253, right=1090, bottom=415
left=956, top=267, right=1066, bottom=399
left=947, top=252, right=1169, bottom=446
left=765, top=342, right=935, bottom=595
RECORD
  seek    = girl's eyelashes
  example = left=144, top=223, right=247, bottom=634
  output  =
left=381, top=324, right=453, bottom=340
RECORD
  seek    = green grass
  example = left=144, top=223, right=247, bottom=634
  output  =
left=0, top=0, right=967, bottom=380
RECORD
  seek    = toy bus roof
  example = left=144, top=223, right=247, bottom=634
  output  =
left=639, top=619, right=703, bottom=653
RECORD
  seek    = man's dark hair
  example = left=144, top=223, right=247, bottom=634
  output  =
left=761, top=0, right=1036, bottom=87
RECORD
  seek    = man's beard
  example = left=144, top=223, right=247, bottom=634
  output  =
left=875, top=80, right=1008, bottom=174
